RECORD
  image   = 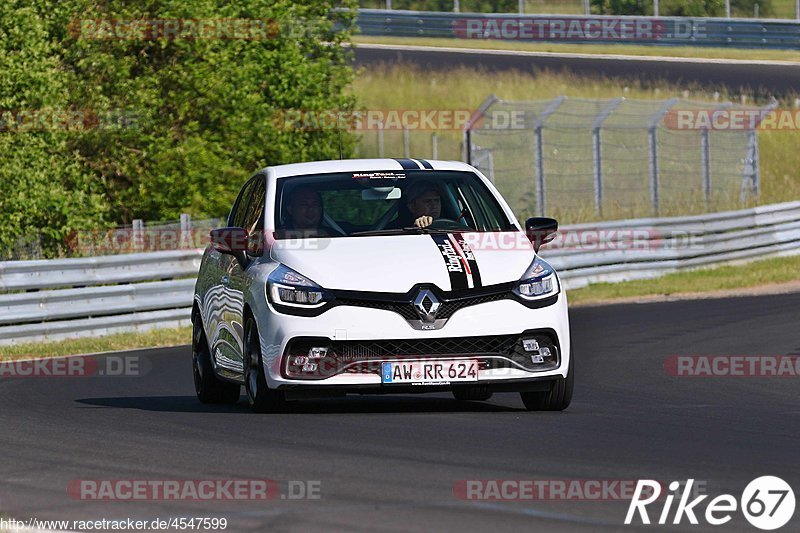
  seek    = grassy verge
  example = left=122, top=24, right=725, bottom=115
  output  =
left=0, top=326, right=191, bottom=360
left=567, top=254, right=800, bottom=305
left=353, top=36, right=800, bottom=62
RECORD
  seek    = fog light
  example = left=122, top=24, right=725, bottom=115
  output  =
left=531, top=354, right=545, bottom=364
left=540, top=346, right=552, bottom=358
left=302, top=362, right=318, bottom=372
left=293, top=355, right=308, bottom=365
left=309, top=347, right=328, bottom=358
left=522, top=339, right=540, bottom=352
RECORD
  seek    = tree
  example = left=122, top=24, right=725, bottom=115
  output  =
left=0, top=0, right=358, bottom=258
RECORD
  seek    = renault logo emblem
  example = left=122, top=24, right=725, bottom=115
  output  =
left=413, top=289, right=441, bottom=322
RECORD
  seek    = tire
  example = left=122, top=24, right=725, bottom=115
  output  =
left=520, top=353, right=573, bottom=411
left=192, top=316, right=240, bottom=404
left=243, top=315, right=287, bottom=413
left=452, top=386, right=493, bottom=402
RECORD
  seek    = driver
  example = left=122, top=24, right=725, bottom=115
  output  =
left=395, top=182, right=442, bottom=229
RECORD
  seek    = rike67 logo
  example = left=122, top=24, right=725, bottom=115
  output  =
left=625, top=477, right=795, bottom=530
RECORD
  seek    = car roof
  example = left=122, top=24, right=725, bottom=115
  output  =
left=263, top=158, right=475, bottom=179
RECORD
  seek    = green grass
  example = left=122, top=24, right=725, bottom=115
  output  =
left=354, top=35, right=800, bottom=62
left=0, top=326, right=191, bottom=360
left=351, top=63, right=800, bottom=224
left=567, top=254, right=800, bottom=304
left=360, top=0, right=797, bottom=18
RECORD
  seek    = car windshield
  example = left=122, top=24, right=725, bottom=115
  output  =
left=273, top=170, right=515, bottom=239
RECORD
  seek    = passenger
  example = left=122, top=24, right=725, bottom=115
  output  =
left=282, top=186, right=330, bottom=237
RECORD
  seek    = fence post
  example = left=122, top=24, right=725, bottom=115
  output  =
left=535, top=127, right=545, bottom=216
left=378, top=121, right=384, bottom=158
left=386, top=0, right=392, bottom=9
left=701, top=128, right=711, bottom=205
left=454, top=0, right=460, bottom=12
left=180, top=213, right=191, bottom=249
left=742, top=131, right=760, bottom=200
left=462, top=94, right=500, bottom=164
left=648, top=128, right=660, bottom=216
left=403, top=126, right=410, bottom=158
left=742, top=99, right=778, bottom=200
left=132, top=219, right=144, bottom=252
left=646, top=98, right=679, bottom=216
left=519, top=0, right=524, bottom=14
left=654, top=0, right=660, bottom=16
left=431, top=132, right=438, bottom=159
left=591, top=98, right=623, bottom=217
left=584, top=0, right=591, bottom=15
left=533, top=96, right=566, bottom=217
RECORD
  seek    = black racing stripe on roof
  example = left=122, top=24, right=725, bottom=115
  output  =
left=394, top=158, right=421, bottom=170
left=417, top=159, right=434, bottom=170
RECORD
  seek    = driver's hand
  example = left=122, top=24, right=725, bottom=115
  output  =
left=414, top=216, right=433, bottom=228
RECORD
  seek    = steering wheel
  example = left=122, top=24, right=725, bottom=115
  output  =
left=427, top=218, right=465, bottom=230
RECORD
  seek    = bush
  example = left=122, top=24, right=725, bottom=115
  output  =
left=0, top=0, right=358, bottom=258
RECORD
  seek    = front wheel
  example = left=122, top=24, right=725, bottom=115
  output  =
left=520, top=354, right=573, bottom=411
left=192, top=317, right=240, bottom=404
left=244, top=316, right=287, bottom=413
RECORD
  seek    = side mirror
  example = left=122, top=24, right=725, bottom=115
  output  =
left=210, top=227, right=248, bottom=254
left=525, top=217, right=558, bottom=253
left=210, top=227, right=251, bottom=266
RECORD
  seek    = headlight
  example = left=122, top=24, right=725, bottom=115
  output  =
left=267, top=265, right=333, bottom=309
left=513, top=257, right=559, bottom=301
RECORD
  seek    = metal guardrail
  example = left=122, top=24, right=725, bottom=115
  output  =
left=541, top=201, right=800, bottom=287
left=2, top=201, right=800, bottom=345
left=356, top=9, right=800, bottom=49
left=0, top=250, right=202, bottom=345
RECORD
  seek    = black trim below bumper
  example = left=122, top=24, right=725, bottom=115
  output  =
left=278, top=375, right=560, bottom=399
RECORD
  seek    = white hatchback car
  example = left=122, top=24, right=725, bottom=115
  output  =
left=192, top=158, right=572, bottom=412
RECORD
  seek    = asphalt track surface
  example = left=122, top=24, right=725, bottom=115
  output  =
left=2, top=292, right=799, bottom=532
left=354, top=44, right=800, bottom=97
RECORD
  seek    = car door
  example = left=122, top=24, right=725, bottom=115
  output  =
left=209, top=176, right=259, bottom=375
left=224, top=175, right=267, bottom=369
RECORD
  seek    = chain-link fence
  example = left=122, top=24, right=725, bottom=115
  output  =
left=464, top=96, right=775, bottom=221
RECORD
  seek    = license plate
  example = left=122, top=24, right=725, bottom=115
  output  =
left=381, top=360, right=478, bottom=385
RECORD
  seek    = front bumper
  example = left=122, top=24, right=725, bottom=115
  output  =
left=254, top=291, right=570, bottom=390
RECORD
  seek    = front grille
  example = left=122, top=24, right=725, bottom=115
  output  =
left=330, top=333, right=525, bottom=360
left=437, top=292, right=509, bottom=318
left=335, top=298, right=419, bottom=320
left=283, top=331, right=560, bottom=379
left=335, top=288, right=512, bottom=321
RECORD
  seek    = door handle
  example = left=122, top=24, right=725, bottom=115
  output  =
left=221, top=275, right=230, bottom=287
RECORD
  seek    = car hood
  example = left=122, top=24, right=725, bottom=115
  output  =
left=270, top=232, right=535, bottom=293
